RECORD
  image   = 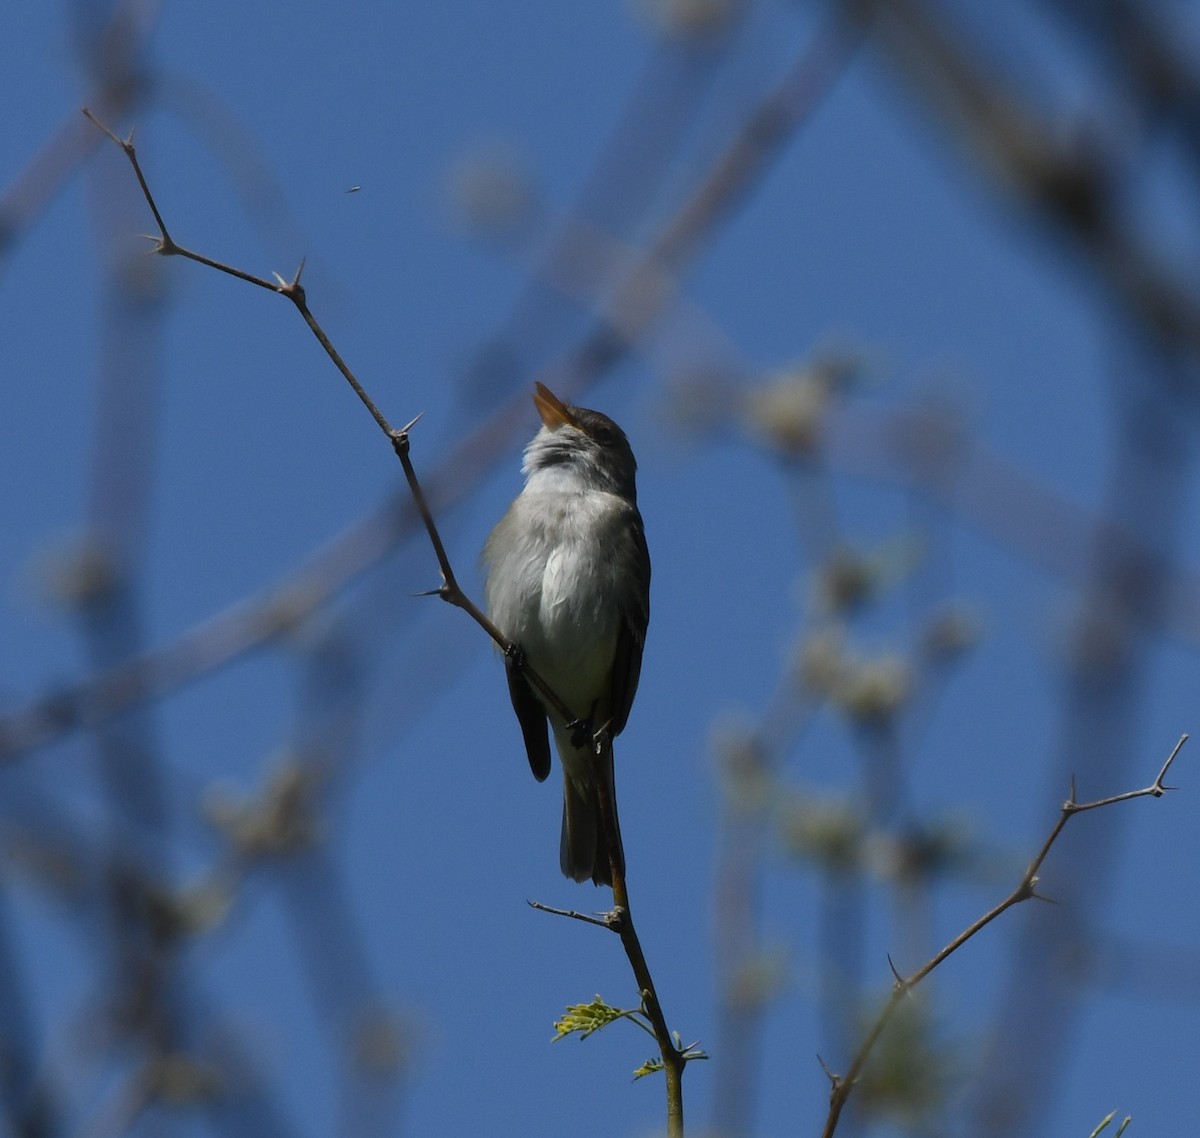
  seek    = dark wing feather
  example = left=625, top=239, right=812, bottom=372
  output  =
left=608, top=510, right=651, bottom=739
left=505, top=654, right=552, bottom=781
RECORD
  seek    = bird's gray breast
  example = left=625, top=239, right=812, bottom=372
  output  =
left=484, top=489, right=630, bottom=719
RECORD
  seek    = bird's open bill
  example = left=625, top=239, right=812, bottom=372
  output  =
left=533, top=382, right=579, bottom=430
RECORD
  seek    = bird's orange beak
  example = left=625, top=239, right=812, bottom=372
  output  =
left=533, top=382, right=578, bottom=430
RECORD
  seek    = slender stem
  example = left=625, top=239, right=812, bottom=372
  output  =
left=593, top=742, right=686, bottom=1138
left=819, top=734, right=1187, bottom=1138
left=285, top=276, right=395, bottom=436
left=531, top=742, right=688, bottom=1135
left=82, top=107, right=579, bottom=727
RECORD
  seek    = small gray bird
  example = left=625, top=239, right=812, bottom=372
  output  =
left=483, top=383, right=650, bottom=886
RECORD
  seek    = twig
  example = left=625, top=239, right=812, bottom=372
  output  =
left=602, top=773, right=688, bottom=1138
left=526, top=900, right=611, bottom=930
left=819, top=733, right=1187, bottom=1138
left=532, top=746, right=690, bottom=1138
left=81, top=108, right=578, bottom=729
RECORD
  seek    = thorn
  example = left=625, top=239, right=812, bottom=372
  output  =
left=887, top=954, right=906, bottom=988
left=397, top=412, right=424, bottom=436
left=412, top=584, right=447, bottom=598
left=816, top=1053, right=839, bottom=1087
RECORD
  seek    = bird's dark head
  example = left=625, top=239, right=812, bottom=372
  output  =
left=523, top=382, right=639, bottom=502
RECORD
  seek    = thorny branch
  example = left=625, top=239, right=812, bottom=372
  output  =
left=84, top=107, right=694, bottom=1136
left=819, top=734, right=1188, bottom=1138
left=81, top=108, right=576, bottom=723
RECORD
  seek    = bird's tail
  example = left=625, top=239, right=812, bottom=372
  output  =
left=559, top=741, right=624, bottom=888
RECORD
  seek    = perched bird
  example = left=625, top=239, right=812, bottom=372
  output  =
left=483, top=383, right=650, bottom=886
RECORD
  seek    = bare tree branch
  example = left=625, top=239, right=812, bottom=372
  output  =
left=820, top=734, right=1187, bottom=1138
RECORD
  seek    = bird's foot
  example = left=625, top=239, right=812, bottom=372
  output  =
left=504, top=642, right=527, bottom=668
left=591, top=718, right=613, bottom=752
left=568, top=717, right=593, bottom=749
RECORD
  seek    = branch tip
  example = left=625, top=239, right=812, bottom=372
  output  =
left=81, top=106, right=122, bottom=148
left=1157, top=733, right=1188, bottom=787
left=527, top=899, right=610, bottom=928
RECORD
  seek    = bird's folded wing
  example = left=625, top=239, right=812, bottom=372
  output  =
left=505, top=654, right=552, bottom=781
left=608, top=516, right=650, bottom=739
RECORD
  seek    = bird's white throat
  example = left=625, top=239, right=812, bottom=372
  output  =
left=521, top=461, right=603, bottom=497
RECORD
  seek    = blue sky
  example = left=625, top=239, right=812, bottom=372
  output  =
left=2, top=2, right=1198, bottom=1137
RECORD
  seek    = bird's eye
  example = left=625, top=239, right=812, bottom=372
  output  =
left=592, top=425, right=616, bottom=445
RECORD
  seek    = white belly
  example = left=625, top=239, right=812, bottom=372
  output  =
left=484, top=489, right=624, bottom=724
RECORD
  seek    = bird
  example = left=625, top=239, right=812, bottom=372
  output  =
left=483, top=382, right=650, bottom=886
